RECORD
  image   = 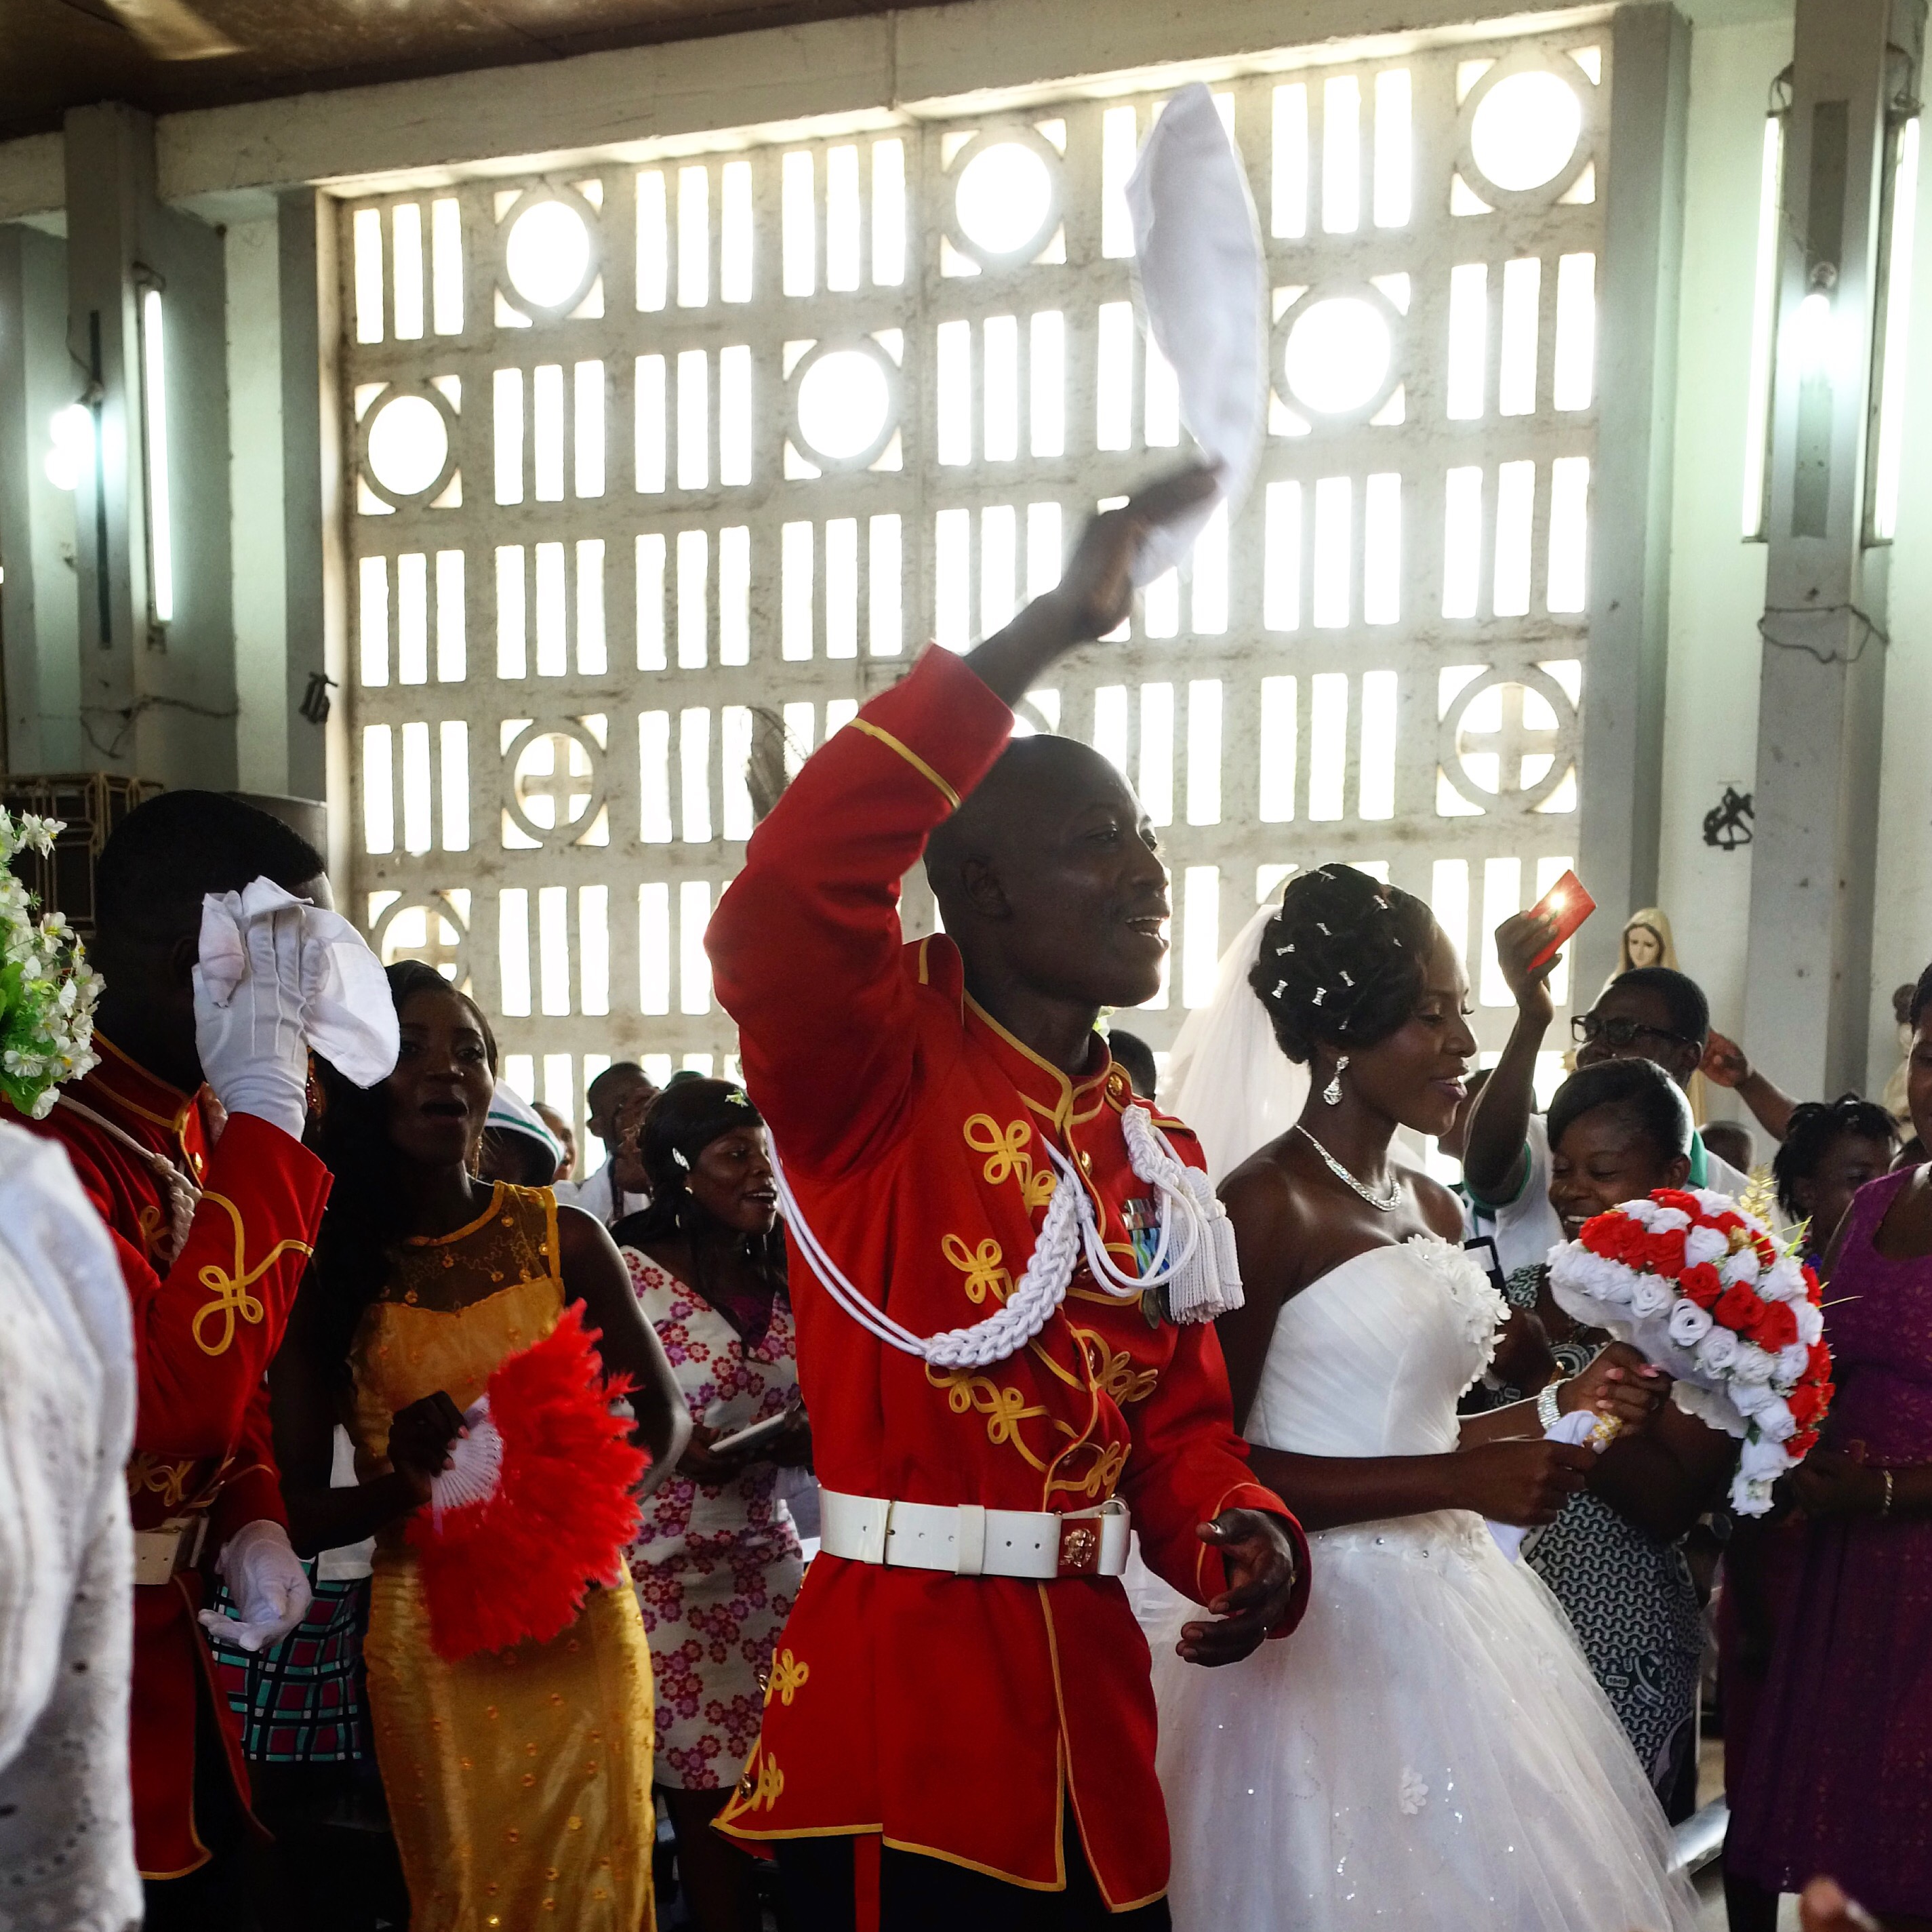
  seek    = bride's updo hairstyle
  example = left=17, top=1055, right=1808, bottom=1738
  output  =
left=1250, top=863, right=1437, bottom=1064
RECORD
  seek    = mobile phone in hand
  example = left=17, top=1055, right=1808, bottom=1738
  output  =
left=708, top=1410, right=794, bottom=1459
left=1526, top=870, right=1595, bottom=973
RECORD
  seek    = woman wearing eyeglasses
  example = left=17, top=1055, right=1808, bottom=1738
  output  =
left=1457, top=924, right=1750, bottom=1285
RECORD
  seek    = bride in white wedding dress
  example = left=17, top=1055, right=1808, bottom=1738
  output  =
left=1146, top=865, right=1699, bottom=1932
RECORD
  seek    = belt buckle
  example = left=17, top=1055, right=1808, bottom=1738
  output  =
left=132, top=1514, right=207, bottom=1588
left=1055, top=1515, right=1101, bottom=1576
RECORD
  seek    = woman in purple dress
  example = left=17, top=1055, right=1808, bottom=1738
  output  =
left=1728, top=967, right=1932, bottom=1923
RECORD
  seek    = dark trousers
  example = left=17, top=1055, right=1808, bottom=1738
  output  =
left=776, top=1816, right=1173, bottom=1932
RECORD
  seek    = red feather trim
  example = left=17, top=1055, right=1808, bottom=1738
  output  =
left=408, top=1301, right=649, bottom=1662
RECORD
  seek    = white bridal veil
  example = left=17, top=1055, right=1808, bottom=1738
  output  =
left=1156, top=899, right=1310, bottom=1186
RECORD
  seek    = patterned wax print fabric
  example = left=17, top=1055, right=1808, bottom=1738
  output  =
left=622, top=1249, right=804, bottom=1790
left=1469, top=1266, right=1704, bottom=1809
left=347, top=1182, right=656, bottom=1932
left=1729, top=1166, right=1932, bottom=1918
left=209, top=1571, right=370, bottom=1764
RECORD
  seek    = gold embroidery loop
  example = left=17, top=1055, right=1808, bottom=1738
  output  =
left=1087, top=1338, right=1161, bottom=1407
left=763, top=1649, right=810, bottom=1708
left=190, top=1192, right=314, bottom=1357
left=127, top=1453, right=196, bottom=1510
left=962, top=1114, right=1056, bottom=1212
left=739, top=1751, right=786, bottom=1811
left=941, top=1232, right=1013, bottom=1306
left=926, top=1365, right=1054, bottom=1468
left=963, top=1113, right=1028, bottom=1183
left=192, top=1271, right=267, bottom=1357
left=1048, top=1438, right=1130, bottom=1503
left=136, top=1202, right=169, bottom=1262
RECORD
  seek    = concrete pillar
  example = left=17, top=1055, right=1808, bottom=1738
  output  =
left=228, top=213, right=289, bottom=798
left=1742, top=0, right=1926, bottom=1097
left=278, top=187, right=348, bottom=845
left=1575, top=3, right=1692, bottom=994
left=63, top=102, right=236, bottom=788
left=0, top=222, right=83, bottom=772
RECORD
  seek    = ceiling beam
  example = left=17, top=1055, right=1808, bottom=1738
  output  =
left=0, top=135, right=66, bottom=225
left=0, top=0, right=1627, bottom=222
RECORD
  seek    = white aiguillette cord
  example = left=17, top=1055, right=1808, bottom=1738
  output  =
left=57, top=1092, right=201, bottom=1267
left=769, top=1104, right=1242, bottom=1371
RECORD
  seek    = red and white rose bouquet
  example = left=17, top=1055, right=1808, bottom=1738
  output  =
left=1547, top=1187, right=1834, bottom=1516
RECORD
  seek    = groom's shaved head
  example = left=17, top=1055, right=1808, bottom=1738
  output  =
left=927, top=737, right=1127, bottom=898
left=925, top=735, right=1169, bottom=1011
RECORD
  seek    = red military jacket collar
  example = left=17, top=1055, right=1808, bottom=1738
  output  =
left=82, top=1034, right=209, bottom=1165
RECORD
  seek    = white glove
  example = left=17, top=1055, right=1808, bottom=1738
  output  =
left=296, top=902, right=399, bottom=1089
left=197, top=1518, right=312, bottom=1655
left=193, top=882, right=313, bottom=1137
left=197, top=879, right=400, bottom=1120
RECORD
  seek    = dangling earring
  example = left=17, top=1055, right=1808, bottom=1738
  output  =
left=1323, top=1055, right=1349, bottom=1106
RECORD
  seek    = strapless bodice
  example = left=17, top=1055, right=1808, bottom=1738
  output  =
left=1246, top=1236, right=1506, bottom=1459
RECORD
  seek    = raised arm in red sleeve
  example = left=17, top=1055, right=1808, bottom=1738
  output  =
left=708, top=646, right=1014, bottom=1177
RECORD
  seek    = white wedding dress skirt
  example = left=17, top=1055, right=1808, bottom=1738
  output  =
left=1144, top=1237, right=1700, bottom=1932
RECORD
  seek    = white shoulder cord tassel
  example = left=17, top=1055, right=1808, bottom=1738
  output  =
left=1118, top=1106, right=1244, bottom=1324
left=769, top=1104, right=1242, bottom=1371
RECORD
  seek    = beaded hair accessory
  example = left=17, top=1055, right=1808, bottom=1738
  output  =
left=1262, top=867, right=1418, bottom=1043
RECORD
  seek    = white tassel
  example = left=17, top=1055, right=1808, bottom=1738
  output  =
left=1119, top=1106, right=1245, bottom=1325
left=1164, top=1166, right=1244, bottom=1323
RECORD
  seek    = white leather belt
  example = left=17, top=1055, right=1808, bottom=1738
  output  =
left=818, top=1490, right=1130, bottom=1579
left=132, top=1514, right=208, bottom=1589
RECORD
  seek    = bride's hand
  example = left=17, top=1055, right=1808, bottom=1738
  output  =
left=1561, top=1342, right=1670, bottom=1435
left=1456, top=1439, right=1594, bottom=1526
left=1176, top=1509, right=1302, bottom=1667
left=1798, top=1876, right=1887, bottom=1931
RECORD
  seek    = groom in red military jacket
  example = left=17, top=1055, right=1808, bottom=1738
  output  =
left=3, top=794, right=338, bottom=1929
left=710, top=470, right=1308, bottom=1928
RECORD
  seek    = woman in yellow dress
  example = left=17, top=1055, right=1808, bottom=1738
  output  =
left=272, top=962, right=689, bottom=1931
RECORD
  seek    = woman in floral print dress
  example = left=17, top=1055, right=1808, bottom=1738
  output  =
left=614, top=1079, right=808, bottom=1932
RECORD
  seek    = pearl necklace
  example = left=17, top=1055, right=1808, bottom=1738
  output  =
left=1295, top=1124, right=1403, bottom=1211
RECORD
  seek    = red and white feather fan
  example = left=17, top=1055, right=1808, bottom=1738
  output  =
left=407, top=1302, right=648, bottom=1661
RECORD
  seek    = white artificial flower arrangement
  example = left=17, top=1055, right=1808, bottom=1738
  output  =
left=1547, top=1186, right=1834, bottom=1516
left=0, top=813, right=103, bottom=1118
